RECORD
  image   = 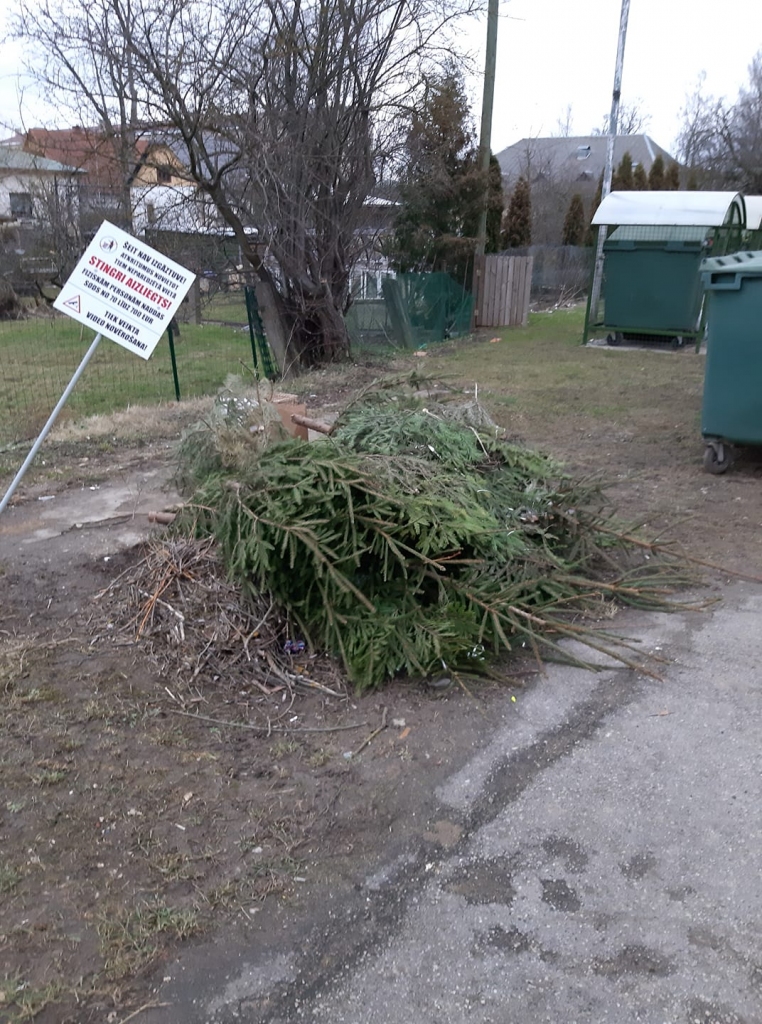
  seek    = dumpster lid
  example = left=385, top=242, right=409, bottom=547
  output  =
left=744, top=196, right=762, bottom=230
left=607, top=225, right=708, bottom=242
left=701, top=250, right=762, bottom=275
left=592, top=191, right=745, bottom=227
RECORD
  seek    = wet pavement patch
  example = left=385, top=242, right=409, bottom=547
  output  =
left=666, top=884, right=696, bottom=902
left=443, top=857, right=516, bottom=906
left=619, top=851, right=657, bottom=880
left=541, top=834, right=589, bottom=873
left=592, top=943, right=675, bottom=977
left=480, top=925, right=532, bottom=955
left=540, top=877, right=581, bottom=912
left=687, top=997, right=747, bottom=1024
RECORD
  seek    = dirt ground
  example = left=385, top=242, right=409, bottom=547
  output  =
left=1, top=346, right=760, bottom=1023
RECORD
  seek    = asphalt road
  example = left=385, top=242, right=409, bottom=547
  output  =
left=145, top=581, right=762, bottom=1024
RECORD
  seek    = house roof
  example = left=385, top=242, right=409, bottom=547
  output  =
left=592, top=191, right=745, bottom=228
left=495, top=135, right=676, bottom=183
left=22, top=127, right=177, bottom=187
left=0, top=144, right=82, bottom=175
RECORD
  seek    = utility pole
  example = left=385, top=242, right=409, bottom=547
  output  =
left=475, top=0, right=500, bottom=256
left=588, top=0, right=631, bottom=321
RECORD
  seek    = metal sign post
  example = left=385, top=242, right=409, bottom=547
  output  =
left=0, top=334, right=103, bottom=514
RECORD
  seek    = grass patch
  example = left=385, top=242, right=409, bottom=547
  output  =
left=30, top=767, right=69, bottom=787
left=15, top=686, right=59, bottom=706
left=0, top=312, right=256, bottom=445
left=98, top=901, right=200, bottom=979
left=0, top=863, right=22, bottom=893
left=270, top=739, right=301, bottom=760
left=0, top=974, right=64, bottom=1023
left=424, top=308, right=705, bottom=442
left=202, top=292, right=248, bottom=321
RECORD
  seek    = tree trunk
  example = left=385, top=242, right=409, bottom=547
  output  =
left=288, top=284, right=352, bottom=366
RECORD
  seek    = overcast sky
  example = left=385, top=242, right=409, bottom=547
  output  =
left=478, top=0, right=761, bottom=155
left=1, top=0, right=760, bottom=156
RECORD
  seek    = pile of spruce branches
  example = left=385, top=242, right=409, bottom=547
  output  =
left=174, top=373, right=693, bottom=690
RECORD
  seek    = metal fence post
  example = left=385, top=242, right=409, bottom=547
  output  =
left=167, top=322, right=181, bottom=401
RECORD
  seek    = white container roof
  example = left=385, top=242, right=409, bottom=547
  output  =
left=744, top=196, right=762, bottom=230
left=592, top=190, right=745, bottom=227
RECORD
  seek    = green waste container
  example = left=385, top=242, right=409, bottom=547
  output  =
left=602, top=226, right=707, bottom=344
left=700, top=250, right=762, bottom=473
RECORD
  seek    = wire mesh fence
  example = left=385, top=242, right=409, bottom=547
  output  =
left=0, top=270, right=257, bottom=446
left=508, top=245, right=593, bottom=304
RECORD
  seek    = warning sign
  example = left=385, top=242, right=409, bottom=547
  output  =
left=53, top=222, right=196, bottom=360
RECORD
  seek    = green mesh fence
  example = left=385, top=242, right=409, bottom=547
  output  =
left=345, top=272, right=473, bottom=350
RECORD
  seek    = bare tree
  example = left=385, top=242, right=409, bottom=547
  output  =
left=26, top=174, right=83, bottom=286
left=591, top=101, right=650, bottom=137
left=676, top=55, right=762, bottom=193
left=13, top=0, right=479, bottom=366
left=719, top=52, right=762, bottom=192
left=13, top=0, right=143, bottom=229
left=553, top=104, right=574, bottom=138
left=675, top=73, right=725, bottom=182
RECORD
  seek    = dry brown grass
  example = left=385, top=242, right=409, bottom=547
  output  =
left=49, top=396, right=215, bottom=442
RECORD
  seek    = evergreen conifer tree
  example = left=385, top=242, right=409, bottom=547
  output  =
left=584, top=173, right=604, bottom=246
left=616, top=151, right=634, bottom=190
left=665, top=161, right=681, bottom=190
left=562, top=194, right=585, bottom=246
left=633, top=163, right=648, bottom=190
left=648, top=155, right=666, bottom=189
left=502, top=176, right=532, bottom=249
left=391, top=68, right=483, bottom=278
left=486, top=156, right=505, bottom=253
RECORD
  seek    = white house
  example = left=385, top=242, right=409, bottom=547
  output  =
left=0, top=145, right=82, bottom=226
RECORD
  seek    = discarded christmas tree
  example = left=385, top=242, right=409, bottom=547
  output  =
left=173, top=375, right=694, bottom=689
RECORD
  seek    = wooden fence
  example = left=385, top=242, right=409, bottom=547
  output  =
left=473, top=254, right=533, bottom=328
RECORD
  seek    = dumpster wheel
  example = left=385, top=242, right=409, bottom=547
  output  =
left=703, top=440, right=733, bottom=475
left=606, top=332, right=623, bottom=346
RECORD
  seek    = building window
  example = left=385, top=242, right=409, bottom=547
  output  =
left=9, top=192, right=33, bottom=218
left=157, top=166, right=172, bottom=184
left=146, top=202, right=156, bottom=224
left=575, top=146, right=591, bottom=161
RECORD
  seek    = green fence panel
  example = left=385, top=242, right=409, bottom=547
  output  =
left=348, top=272, right=473, bottom=350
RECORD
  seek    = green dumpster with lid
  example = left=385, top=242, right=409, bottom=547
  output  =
left=603, top=225, right=707, bottom=340
left=700, top=250, right=762, bottom=473
left=585, top=190, right=746, bottom=347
